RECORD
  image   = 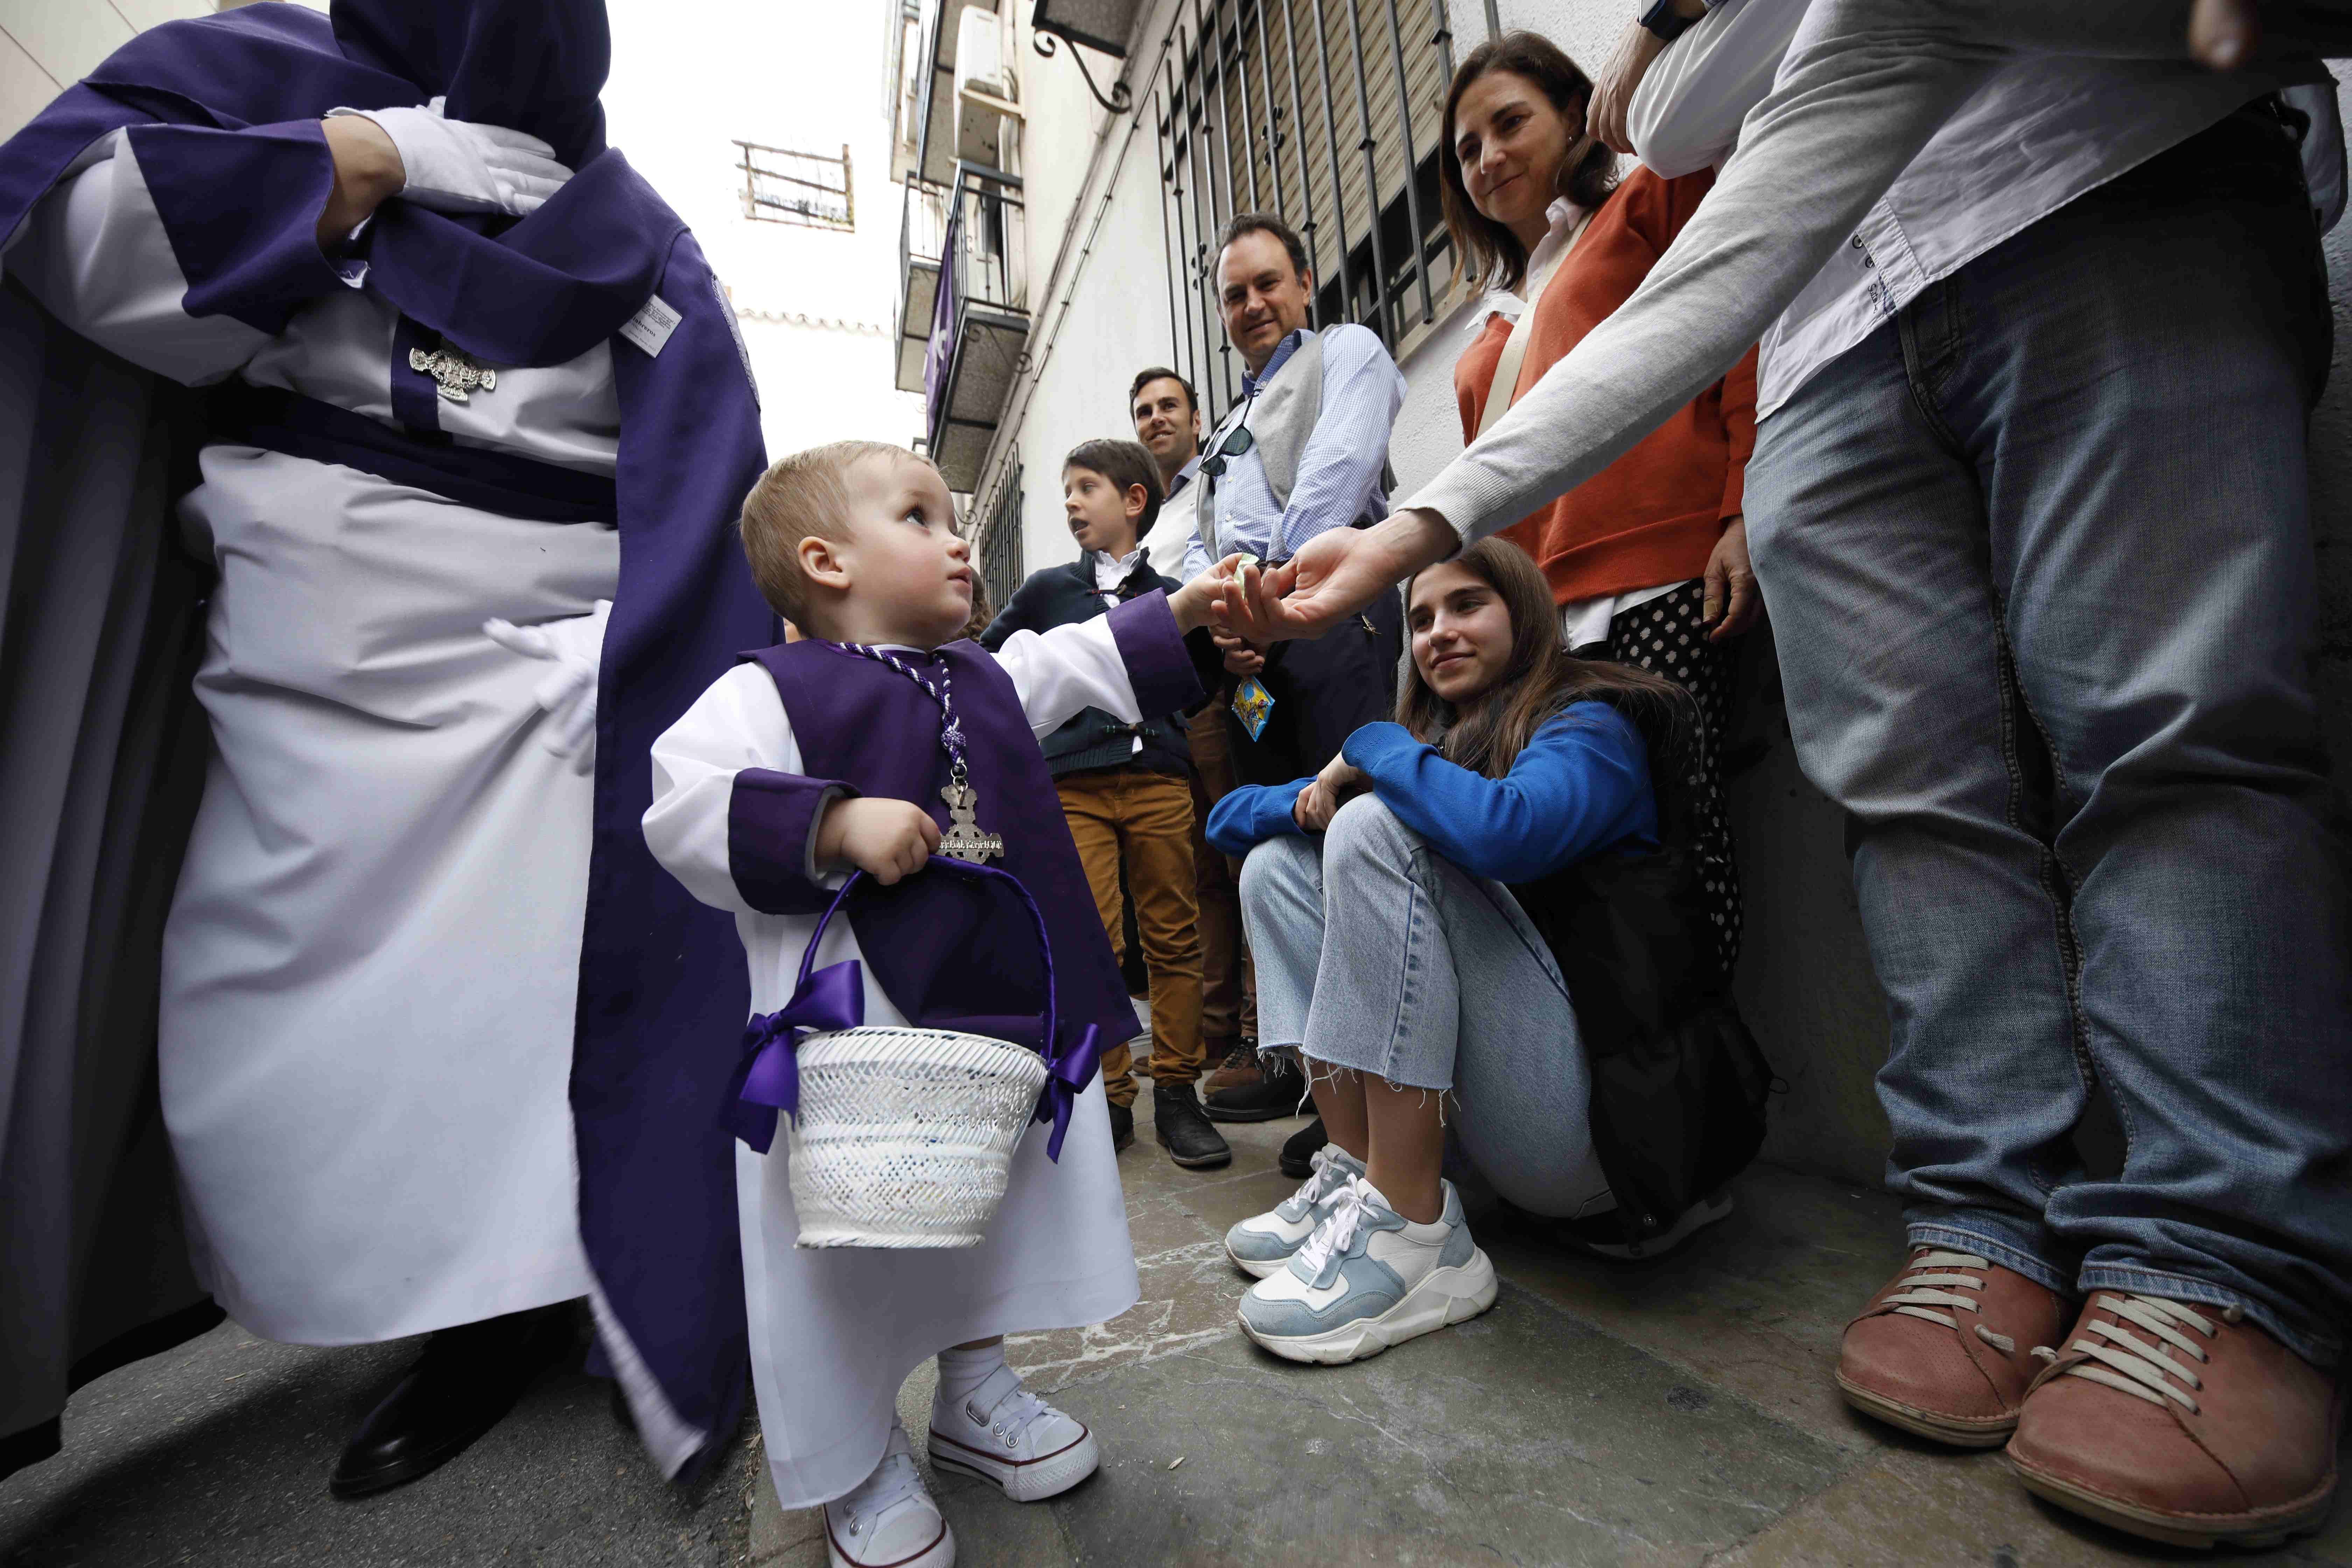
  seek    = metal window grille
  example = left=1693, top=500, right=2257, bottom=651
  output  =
left=1153, top=0, right=1456, bottom=421
left=979, top=460, right=1026, bottom=609
left=736, top=141, right=856, bottom=231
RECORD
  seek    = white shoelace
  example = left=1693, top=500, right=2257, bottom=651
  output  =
left=979, top=1381, right=1052, bottom=1444
left=835, top=1426, right=926, bottom=1534
left=1880, top=1249, right=2016, bottom=1353
left=2030, top=1293, right=2237, bottom=1414
left=1284, top=1147, right=1354, bottom=1219
left=1296, top=1178, right=1373, bottom=1275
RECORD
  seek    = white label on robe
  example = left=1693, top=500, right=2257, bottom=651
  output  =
left=620, top=294, right=682, bottom=358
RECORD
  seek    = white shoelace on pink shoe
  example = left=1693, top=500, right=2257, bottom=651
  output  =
left=1881, top=1249, right=2016, bottom=1353
left=2030, top=1292, right=2240, bottom=1414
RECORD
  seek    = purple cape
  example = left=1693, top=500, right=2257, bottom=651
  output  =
left=0, top=0, right=771, bottom=1483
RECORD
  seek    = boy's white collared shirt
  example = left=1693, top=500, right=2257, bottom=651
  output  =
left=1090, top=547, right=1147, bottom=754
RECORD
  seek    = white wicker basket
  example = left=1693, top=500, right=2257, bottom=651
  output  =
left=750, top=860, right=1073, bottom=1250
left=786, top=1024, right=1050, bottom=1248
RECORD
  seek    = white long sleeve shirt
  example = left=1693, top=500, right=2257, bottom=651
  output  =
left=1627, top=0, right=2345, bottom=418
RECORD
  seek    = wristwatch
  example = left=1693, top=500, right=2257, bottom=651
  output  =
left=1637, top=0, right=1700, bottom=43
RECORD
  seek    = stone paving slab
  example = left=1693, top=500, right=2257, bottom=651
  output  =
left=1712, top=1436, right=2352, bottom=1568
left=1044, top=1282, right=1847, bottom=1567
left=0, top=1322, right=756, bottom=1568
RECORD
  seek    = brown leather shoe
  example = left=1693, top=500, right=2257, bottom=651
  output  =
left=2006, top=1293, right=2341, bottom=1549
left=1202, top=1038, right=1259, bottom=1095
left=1835, top=1246, right=2066, bottom=1447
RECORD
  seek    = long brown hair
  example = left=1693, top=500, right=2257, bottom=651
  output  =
left=1439, top=32, right=1621, bottom=296
left=1398, top=538, right=1689, bottom=779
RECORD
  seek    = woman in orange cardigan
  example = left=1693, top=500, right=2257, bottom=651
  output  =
left=1440, top=30, right=1759, bottom=971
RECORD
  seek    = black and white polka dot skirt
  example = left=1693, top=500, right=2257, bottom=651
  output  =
left=1597, top=581, right=1744, bottom=975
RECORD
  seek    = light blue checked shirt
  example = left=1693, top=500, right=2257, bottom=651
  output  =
left=1181, top=324, right=1406, bottom=578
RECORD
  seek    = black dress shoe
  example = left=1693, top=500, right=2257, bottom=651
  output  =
left=1107, top=1099, right=1136, bottom=1153
left=1152, top=1083, right=1232, bottom=1169
left=330, top=1303, right=577, bottom=1499
left=1280, top=1116, right=1327, bottom=1179
left=1203, top=1054, right=1310, bottom=1123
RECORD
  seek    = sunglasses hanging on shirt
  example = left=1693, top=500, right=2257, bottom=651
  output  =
left=1195, top=421, right=1256, bottom=480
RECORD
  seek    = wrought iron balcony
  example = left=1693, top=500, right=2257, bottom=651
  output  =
left=911, top=163, right=1029, bottom=493
left=895, top=178, right=949, bottom=394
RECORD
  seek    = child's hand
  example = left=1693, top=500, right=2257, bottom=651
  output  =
left=1212, top=627, right=1265, bottom=677
left=816, top=798, right=940, bottom=885
left=1170, top=554, right=1257, bottom=636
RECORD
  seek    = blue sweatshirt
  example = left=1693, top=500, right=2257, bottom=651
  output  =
left=1204, top=704, right=1657, bottom=883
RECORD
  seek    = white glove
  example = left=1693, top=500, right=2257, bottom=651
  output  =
left=485, top=600, right=610, bottom=771
left=331, top=98, right=572, bottom=217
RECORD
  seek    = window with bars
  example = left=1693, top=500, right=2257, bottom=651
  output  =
left=736, top=141, right=856, bottom=231
left=979, top=460, right=1025, bottom=610
left=1152, top=0, right=1457, bottom=422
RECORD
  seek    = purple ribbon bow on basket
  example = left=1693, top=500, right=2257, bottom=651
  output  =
left=1032, top=1023, right=1105, bottom=1163
left=720, top=956, right=865, bottom=1155
left=723, top=861, right=1105, bottom=1162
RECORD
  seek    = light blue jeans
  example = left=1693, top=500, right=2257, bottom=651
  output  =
left=1744, top=111, right=2352, bottom=1366
left=1236, top=796, right=1612, bottom=1219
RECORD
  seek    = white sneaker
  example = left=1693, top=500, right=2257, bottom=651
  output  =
left=1237, top=1175, right=1497, bottom=1365
left=823, top=1420, right=953, bottom=1568
left=926, top=1363, right=1099, bottom=1502
left=1224, top=1143, right=1366, bottom=1278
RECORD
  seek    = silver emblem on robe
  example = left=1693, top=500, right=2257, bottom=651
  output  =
left=407, top=345, right=498, bottom=403
left=937, top=779, right=1004, bottom=864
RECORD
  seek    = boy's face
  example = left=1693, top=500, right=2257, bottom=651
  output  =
left=1063, top=465, right=1141, bottom=558
left=835, top=451, right=973, bottom=646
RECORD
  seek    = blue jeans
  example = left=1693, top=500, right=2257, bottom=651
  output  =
left=1236, top=797, right=1612, bottom=1220
left=1744, top=113, right=2352, bottom=1366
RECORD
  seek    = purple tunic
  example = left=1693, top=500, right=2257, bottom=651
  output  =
left=731, top=595, right=1208, bottom=1057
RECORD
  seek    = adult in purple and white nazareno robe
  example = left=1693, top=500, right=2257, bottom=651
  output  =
left=0, top=0, right=772, bottom=1490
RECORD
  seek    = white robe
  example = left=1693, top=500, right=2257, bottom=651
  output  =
left=643, top=623, right=1146, bottom=1509
left=4, top=131, right=608, bottom=1343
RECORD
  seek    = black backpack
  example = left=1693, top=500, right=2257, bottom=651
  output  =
left=1505, top=695, right=1773, bottom=1245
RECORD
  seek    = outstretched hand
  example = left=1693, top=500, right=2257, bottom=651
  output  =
left=1213, top=509, right=1458, bottom=643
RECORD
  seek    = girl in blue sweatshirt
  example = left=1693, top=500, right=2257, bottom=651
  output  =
left=1209, top=537, right=1690, bottom=1364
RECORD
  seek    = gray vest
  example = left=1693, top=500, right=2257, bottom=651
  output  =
left=1199, top=328, right=1388, bottom=563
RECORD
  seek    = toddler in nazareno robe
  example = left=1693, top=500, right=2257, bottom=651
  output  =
left=643, top=440, right=1241, bottom=1568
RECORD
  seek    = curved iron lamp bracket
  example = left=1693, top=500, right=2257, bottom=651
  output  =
left=1031, top=28, right=1133, bottom=115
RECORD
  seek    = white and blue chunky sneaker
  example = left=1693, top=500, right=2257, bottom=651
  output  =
left=1224, top=1142, right=1366, bottom=1279
left=1237, top=1175, right=1497, bottom=1364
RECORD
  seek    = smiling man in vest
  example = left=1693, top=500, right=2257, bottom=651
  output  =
left=1180, top=212, right=1406, bottom=1126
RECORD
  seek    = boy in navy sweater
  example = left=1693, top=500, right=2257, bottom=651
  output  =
left=984, top=440, right=1230, bottom=1171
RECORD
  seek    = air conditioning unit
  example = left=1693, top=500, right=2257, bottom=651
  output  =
left=953, top=7, right=1018, bottom=169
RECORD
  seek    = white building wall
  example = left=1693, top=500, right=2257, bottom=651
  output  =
left=607, top=0, right=922, bottom=463
left=978, top=2, right=1175, bottom=574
